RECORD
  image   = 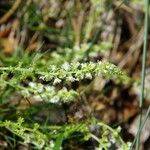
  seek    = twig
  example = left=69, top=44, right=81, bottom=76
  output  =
left=0, top=0, right=21, bottom=24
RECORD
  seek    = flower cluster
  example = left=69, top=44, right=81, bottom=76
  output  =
left=21, top=82, right=79, bottom=103
left=50, top=42, right=112, bottom=64
left=0, top=61, right=130, bottom=86
left=38, top=61, right=130, bottom=84
left=0, top=61, right=130, bottom=104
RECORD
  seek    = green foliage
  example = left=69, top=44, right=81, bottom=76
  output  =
left=50, top=42, right=112, bottom=64
left=0, top=59, right=130, bottom=103
left=0, top=117, right=131, bottom=150
left=0, top=47, right=131, bottom=149
left=0, top=44, right=131, bottom=149
left=0, top=117, right=46, bottom=149
left=0, top=0, right=137, bottom=149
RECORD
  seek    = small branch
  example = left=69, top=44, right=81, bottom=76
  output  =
left=0, top=0, right=21, bottom=24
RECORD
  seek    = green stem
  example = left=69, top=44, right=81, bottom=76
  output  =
left=136, top=0, right=149, bottom=149
left=90, top=134, right=107, bottom=150
left=130, top=106, right=150, bottom=150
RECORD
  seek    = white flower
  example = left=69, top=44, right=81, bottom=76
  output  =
left=81, top=43, right=89, bottom=50
left=110, top=137, right=116, bottom=144
left=50, top=65, right=57, bottom=71
left=49, top=140, right=55, bottom=148
left=103, top=70, right=107, bottom=74
left=89, top=52, right=97, bottom=57
left=29, top=82, right=36, bottom=87
left=79, top=73, right=84, bottom=79
left=33, top=95, right=42, bottom=102
left=116, top=126, right=121, bottom=133
left=96, top=70, right=101, bottom=76
left=89, top=62, right=96, bottom=68
left=24, top=135, right=30, bottom=143
left=61, top=62, right=70, bottom=71
left=127, top=142, right=132, bottom=148
left=53, top=78, right=61, bottom=85
left=73, top=62, right=80, bottom=68
left=85, top=73, right=92, bottom=79
left=98, top=61, right=102, bottom=65
left=81, top=63, right=87, bottom=68
left=37, top=83, right=44, bottom=93
left=45, top=86, right=55, bottom=92
left=39, top=76, right=45, bottom=80
left=51, top=52, right=60, bottom=58
left=21, top=89, right=30, bottom=97
left=50, top=96, right=60, bottom=103
left=74, top=45, right=80, bottom=51
left=67, top=76, right=76, bottom=82
left=61, top=87, right=67, bottom=91
left=95, top=147, right=103, bottom=150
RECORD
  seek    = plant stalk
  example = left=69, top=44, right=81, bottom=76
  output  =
left=136, top=0, right=149, bottom=149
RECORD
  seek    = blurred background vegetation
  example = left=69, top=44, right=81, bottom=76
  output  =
left=0, top=0, right=150, bottom=150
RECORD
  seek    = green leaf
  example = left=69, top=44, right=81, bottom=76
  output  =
left=53, top=134, right=64, bottom=150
